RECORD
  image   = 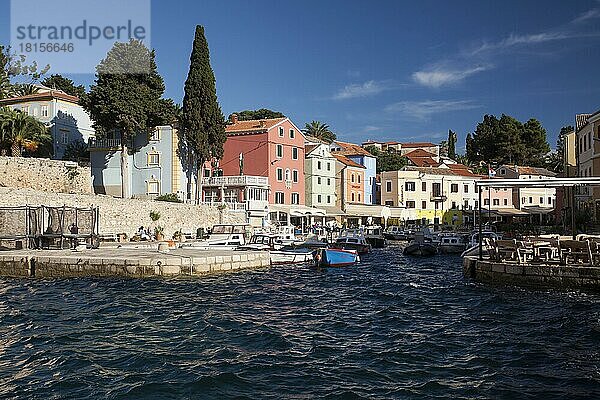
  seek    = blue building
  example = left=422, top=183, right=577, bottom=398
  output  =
left=0, top=86, right=95, bottom=159
left=89, top=125, right=188, bottom=199
left=330, top=140, right=378, bottom=205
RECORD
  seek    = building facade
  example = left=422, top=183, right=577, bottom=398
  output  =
left=334, top=154, right=366, bottom=210
left=496, top=165, right=557, bottom=211
left=330, top=140, right=377, bottom=204
left=575, top=111, right=600, bottom=212
left=220, top=115, right=306, bottom=207
left=0, top=87, right=95, bottom=159
left=89, top=125, right=187, bottom=199
left=305, top=143, right=337, bottom=209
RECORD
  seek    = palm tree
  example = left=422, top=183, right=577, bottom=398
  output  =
left=303, top=120, right=336, bottom=143
left=0, top=107, right=50, bottom=156
left=0, top=75, right=12, bottom=100
left=11, top=83, right=40, bottom=97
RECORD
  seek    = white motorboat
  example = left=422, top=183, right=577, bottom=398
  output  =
left=184, top=224, right=250, bottom=250
left=239, top=234, right=313, bottom=265
left=333, top=229, right=371, bottom=254
left=436, top=232, right=469, bottom=254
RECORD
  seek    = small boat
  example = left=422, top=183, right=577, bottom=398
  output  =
left=185, top=224, right=250, bottom=250
left=333, top=229, right=371, bottom=254
left=364, top=225, right=386, bottom=248
left=436, top=232, right=469, bottom=254
left=384, top=226, right=416, bottom=241
left=403, top=232, right=437, bottom=256
left=239, top=234, right=313, bottom=265
left=313, top=247, right=360, bottom=268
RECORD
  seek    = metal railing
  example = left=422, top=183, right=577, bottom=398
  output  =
left=88, top=138, right=121, bottom=149
left=201, top=175, right=268, bottom=187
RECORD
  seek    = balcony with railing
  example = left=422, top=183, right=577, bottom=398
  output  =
left=201, top=175, right=268, bottom=187
left=88, top=137, right=122, bottom=149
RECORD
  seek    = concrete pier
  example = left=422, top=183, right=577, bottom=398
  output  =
left=463, top=256, right=600, bottom=291
left=0, top=247, right=270, bottom=279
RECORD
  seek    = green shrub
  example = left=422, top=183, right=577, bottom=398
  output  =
left=155, top=193, right=182, bottom=203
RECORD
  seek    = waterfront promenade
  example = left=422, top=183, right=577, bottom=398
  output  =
left=0, top=247, right=270, bottom=279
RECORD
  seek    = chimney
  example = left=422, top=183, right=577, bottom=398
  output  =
left=259, top=119, right=266, bottom=128
left=230, top=113, right=239, bottom=124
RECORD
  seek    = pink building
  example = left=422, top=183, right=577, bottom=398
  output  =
left=221, top=115, right=305, bottom=206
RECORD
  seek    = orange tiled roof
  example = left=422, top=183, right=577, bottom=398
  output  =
left=401, top=142, right=437, bottom=148
left=0, top=90, right=80, bottom=105
left=332, top=140, right=373, bottom=157
left=403, top=166, right=476, bottom=177
left=502, top=165, right=557, bottom=177
left=304, top=144, right=319, bottom=155
left=225, top=117, right=287, bottom=135
left=334, top=154, right=366, bottom=169
left=404, top=148, right=436, bottom=158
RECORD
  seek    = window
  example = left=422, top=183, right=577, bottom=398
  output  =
left=504, top=199, right=508, bottom=206
left=452, top=201, right=457, bottom=209
left=475, top=201, right=479, bottom=208
left=147, top=180, right=160, bottom=195
left=540, top=197, right=544, bottom=204
left=21, top=106, right=29, bottom=115
left=318, top=177, right=322, bottom=185
left=317, top=195, right=322, bottom=203
left=386, top=181, right=392, bottom=193
left=317, top=161, right=322, bottom=170
left=351, top=192, right=355, bottom=202
left=529, top=197, right=533, bottom=204
left=279, top=127, right=284, bottom=137
left=60, top=129, right=69, bottom=144
left=32, top=107, right=38, bottom=117
left=385, top=200, right=394, bottom=206
left=450, top=184, right=458, bottom=193
left=150, top=129, right=160, bottom=141
left=369, top=195, right=372, bottom=203
left=276, top=168, right=283, bottom=181
left=358, top=175, right=361, bottom=183
left=358, top=193, right=361, bottom=202
left=464, top=200, right=469, bottom=209
left=422, top=182, right=427, bottom=191
left=327, top=162, right=331, bottom=171
left=290, top=129, right=295, bottom=139
left=292, top=147, right=298, bottom=160
left=406, top=201, right=415, bottom=209
left=484, top=199, right=490, bottom=205
left=493, top=199, right=500, bottom=206
left=548, top=197, right=552, bottom=205
left=41, top=105, right=48, bottom=117
left=405, top=182, right=415, bottom=191
left=147, top=152, right=160, bottom=166
left=275, top=192, right=285, bottom=204
left=327, top=178, right=331, bottom=186
left=432, top=182, right=441, bottom=197
left=422, top=201, right=427, bottom=209
left=292, top=170, right=298, bottom=183
left=291, top=193, right=299, bottom=204
left=464, top=184, right=469, bottom=193
left=276, top=144, right=283, bottom=158
left=327, top=195, right=331, bottom=204
left=285, top=169, right=291, bottom=182
left=351, top=174, right=355, bottom=183
left=522, top=197, right=526, bottom=204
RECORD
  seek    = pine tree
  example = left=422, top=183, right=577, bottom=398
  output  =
left=181, top=25, right=226, bottom=203
left=82, top=39, right=173, bottom=198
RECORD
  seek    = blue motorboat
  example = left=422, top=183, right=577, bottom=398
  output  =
left=313, top=248, right=359, bottom=268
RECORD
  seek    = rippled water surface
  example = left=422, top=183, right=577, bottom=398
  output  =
left=1, top=244, right=600, bottom=399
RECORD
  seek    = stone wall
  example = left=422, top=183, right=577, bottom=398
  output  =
left=0, top=156, right=92, bottom=194
left=463, top=256, right=600, bottom=291
left=0, top=187, right=245, bottom=239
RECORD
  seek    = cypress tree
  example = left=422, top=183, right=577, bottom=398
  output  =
left=181, top=25, right=226, bottom=203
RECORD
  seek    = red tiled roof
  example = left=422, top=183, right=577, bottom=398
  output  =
left=502, top=165, right=557, bottom=177
left=404, top=148, right=436, bottom=158
left=0, top=90, right=80, bottom=105
left=334, top=154, right=366, bottom=169
left=401, top=142, right=437, bottom=148
left=304, top=144, right=319, bottom=155
left=225, top=117, right=287, bottom=135
left=332, top=140, right=373, bottom=157
left=404, top=166, right=476, bottom=177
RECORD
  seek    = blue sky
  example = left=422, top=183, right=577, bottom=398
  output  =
left=2, top=0, right=600, bottom=152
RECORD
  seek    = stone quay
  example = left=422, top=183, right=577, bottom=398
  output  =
left=0, top=247, right=270, bottom=279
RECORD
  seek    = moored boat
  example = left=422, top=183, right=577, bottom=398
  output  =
left=313, top=247, right=360, bottom=267
left=364, top=225, right=387, bottom=248
left=403, top=232, right=437, bottom=256
left=333, top=229, right=371, bottom=254
left=184, top=224, right=250, bottom=250
left=239, top=234, right=313, bottom=265
left=436, top=233, right=469, bottom=254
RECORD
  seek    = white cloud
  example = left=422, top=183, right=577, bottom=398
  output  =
left=385, top=100, right=480, bottom=120
left=572, top=8, right=600, bottom=24
left=412, top=66, right=489, bottom=88
left=333, top=80, right=403, bottom=100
